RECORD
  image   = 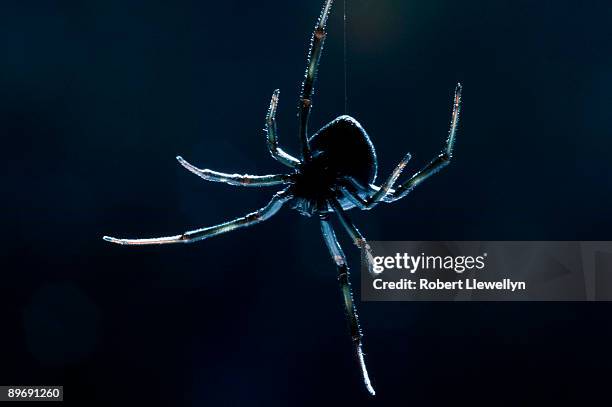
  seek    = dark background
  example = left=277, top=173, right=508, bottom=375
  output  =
left=1, top=0, right=611, bottom=405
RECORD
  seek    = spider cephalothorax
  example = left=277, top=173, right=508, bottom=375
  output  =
left=104, top=0, right=462, bottom=396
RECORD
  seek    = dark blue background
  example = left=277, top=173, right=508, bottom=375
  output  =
left=1, top=0, right=611, bottom=405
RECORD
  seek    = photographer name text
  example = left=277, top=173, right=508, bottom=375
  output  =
left=370, top=253, right=526, bottom=293
left=373, top=278, right=526, bottom=292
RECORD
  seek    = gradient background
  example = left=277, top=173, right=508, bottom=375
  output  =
left=1, top=0, right=611, bottom=405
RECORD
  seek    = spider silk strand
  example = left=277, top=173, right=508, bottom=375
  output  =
left=343, top=0, right=348, bottom=114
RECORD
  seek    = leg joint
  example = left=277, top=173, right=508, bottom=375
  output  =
left=179, top=234, right=193, bottom=243
left=355, top=238, right=370, bottom=251
left=245, top=212, right=261, bottom=222
left=337, top=265, right=350, bottom=281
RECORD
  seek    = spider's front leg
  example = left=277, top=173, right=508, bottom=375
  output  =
left=341, top=84, right=462, bottom=205
left=320, top=214, right=375, bottom=396
left=265, top=89, right=301, bottom=169
left=338, top=152, right=412, bottom=210
left=176, top=156, right=293, bottom=187
left=298, top=0, right=335, bottom=161
left=386, top=83, right=462, bottom=202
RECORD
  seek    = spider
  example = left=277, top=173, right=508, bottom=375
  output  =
left=104, top=0, right=462, bottom=396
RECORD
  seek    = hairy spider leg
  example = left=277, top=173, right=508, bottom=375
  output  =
left=341, top=83, right=462, bottom=204
left=339, top=152, right=412, bottom=210
left=299, top=0, right=335, bottom=162
left=265, top=90, right=301, bottom=168
left=387, top=83, right=462, bottom=202
left=328, top=198, right=376, bottom=276
left=320, top=215, right=375, bottom=396
left=176, top=156, right=292, bottom=187
left=103, top=189, right=292, bottom=245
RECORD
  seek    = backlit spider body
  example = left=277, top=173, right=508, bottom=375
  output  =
left=292, top=115, right=377, bottom=216
left=104, top=0, right=462, bottom=396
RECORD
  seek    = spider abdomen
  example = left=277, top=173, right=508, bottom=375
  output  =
left=309, top=115, right=377, bottom=185
left=292, top=116, right=377, bottom=205
left=296, top=116, right=378, bottom=191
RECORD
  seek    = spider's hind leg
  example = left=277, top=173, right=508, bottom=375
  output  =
left=103, top=189, right=292, bottom=245
left=328, top=198, right=377, bottom=276
left=320, top=214, right=375, bottom=396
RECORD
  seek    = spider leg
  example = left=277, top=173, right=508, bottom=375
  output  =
left=387, top=83, right=462, bottom=202
left=339, top=180, right=397, bottom=206
left=265, top=90, right=301, bottom=168
left=328, top=198, right=377, bottom=276
left=320, top=214, right=375, bottom=396
left=338, top=152, right=412, bottom=210
left=298, top=0, right=335, bottom=162
left=176, top=156, right=293, bottom=187
left=337, top=185, right=370, bottom=210
left=103, top=189, right=292, bottom=245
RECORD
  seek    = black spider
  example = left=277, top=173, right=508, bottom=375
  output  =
left=104, top=0, right=462, bottom=396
